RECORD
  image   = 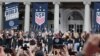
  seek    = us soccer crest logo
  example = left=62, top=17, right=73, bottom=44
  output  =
left=35, top=12, right=45, bottom=26
left=96, top=9, right=100, bottom=24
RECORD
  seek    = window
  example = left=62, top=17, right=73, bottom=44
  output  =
left=68, top=11, right=83, bottom=20
left=68, top=24, right=83, bottom=33
left=68, top=24, right=74, bottom=32
left=76, top=25, right=83, bottom=33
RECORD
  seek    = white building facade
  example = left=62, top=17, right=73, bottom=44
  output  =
left=0, top=0, right=98, bottom=33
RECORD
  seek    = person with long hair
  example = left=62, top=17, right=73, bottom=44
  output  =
left=73, top=32, right=80, bottom=52
left=5, top=30, right=12, bottom=48
left=18, top=31, right=24, bottom=47
left=47, top=31, right=53, bottom=53
left=67, top=32, right=74, bottom=55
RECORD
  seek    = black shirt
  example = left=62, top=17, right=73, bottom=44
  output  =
left=48, top=35, right=53, bottom=44
left=67, top=39, right=73, bottom=44
left=74, top=38, right=80, bottom=43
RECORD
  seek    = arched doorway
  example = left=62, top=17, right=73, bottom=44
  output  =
left=68, top=11, right=83, bottom=33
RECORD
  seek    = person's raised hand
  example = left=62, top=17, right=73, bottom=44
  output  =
left=0, top=46, right=6, bottom=56
left=62, top=45, right=70, bottom=56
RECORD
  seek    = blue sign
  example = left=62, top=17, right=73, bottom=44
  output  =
left=32, top=3, right=48, bottom=31
left=93, top=2, right=100, bottom=33
left=4, top=3, right=19, bottom=29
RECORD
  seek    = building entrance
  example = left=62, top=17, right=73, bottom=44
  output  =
left=67, top=11, right=83, bottom=33
left=68, top=23, right=83, bottom=33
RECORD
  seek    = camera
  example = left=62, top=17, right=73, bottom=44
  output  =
left=21, top=44, right=29, bottom=50
left=53, top=38, right=64, bottom=48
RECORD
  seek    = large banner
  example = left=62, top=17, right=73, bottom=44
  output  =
left=93, top=2, right=100, bottom=33
left=32, top=3, right=48, bottom=31
left=4, top=3, right=19, bottom=29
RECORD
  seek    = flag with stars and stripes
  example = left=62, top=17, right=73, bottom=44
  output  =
left=32, top=3, right=48, bottom=31
left=93, top=2, right=100, bottom=33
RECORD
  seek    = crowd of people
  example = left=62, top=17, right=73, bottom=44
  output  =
left=0, top=29, right=97, bottom=56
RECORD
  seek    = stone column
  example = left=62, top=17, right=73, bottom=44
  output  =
left=24, top=2, right=30, bottom=32
left=83, top=1, right=91, bottom=33
left=0, top=2, right=2, bottom=30
left=53, top=2, right=60, bottom=33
